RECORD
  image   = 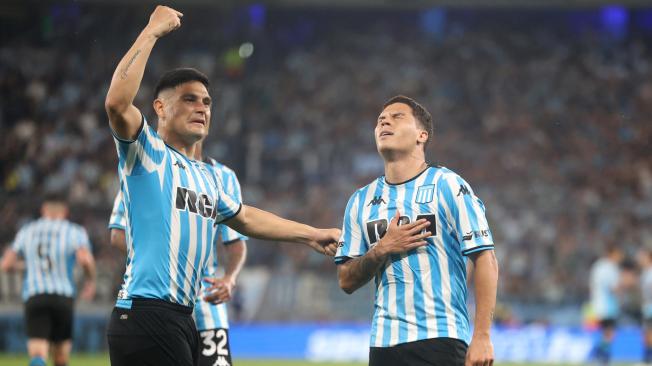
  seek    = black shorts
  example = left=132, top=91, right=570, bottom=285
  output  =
left=107, top=299, right=199, bottom=366
left=198, top=328, right=233, bottom=366
left=24, top=294, right=74, bottom=342
left=369, top=337, right=468, bottom=366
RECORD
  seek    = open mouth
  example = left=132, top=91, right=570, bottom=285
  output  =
left=379, top=131, right=393, bottom=137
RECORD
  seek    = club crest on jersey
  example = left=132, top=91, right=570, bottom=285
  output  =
left=415, top=184, right=435, bottom=204
left=175, top=186, right=218, bottom=220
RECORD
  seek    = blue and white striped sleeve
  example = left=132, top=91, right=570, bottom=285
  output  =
left=108, top=191, right=127, bottom=230
left=218, top=168, right=247, bottom=244
left=335, top=190, right=368, bottom=264
left=112, top=114, right=167, bottom=177
left=213, top=172, right=242, bottom=224
left=72, top=227, right=91, bottom=251
left=438, top=173, right=494, bottom=256
left=11, top=226, right=28, bottom=255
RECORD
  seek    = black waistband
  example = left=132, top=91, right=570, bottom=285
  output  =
left=129, top=298, right=193, bottom=315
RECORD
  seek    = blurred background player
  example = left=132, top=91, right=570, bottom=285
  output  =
left=590, top=244, right=624, bottom=365
left=0, top=194, right=96, bottom=366
left=336, top=96, right=499, bottom=366
left=195, top=141, right=247, bottom=366
left=107, top=140, right=248, bottom=366
left=105, top=6, right=338, bottom=365
left=639, top=248, right=652, bottom=365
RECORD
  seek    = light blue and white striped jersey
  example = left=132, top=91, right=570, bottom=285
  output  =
left=112, top=116, right=242, bottom=309
left=108, top=190, right=126, bottom=230
left=194, top=158, right=247, bottom=330
left=590, top=258, right=620, bottom=320
left=641, top=267, right=652, bottom=319
left=12, top=218, right=91, bottom=300
left=335, top=166, right=494, bottom=347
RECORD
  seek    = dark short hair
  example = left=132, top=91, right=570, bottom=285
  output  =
left=43, top=192, right=67, bottom=205
left=154, top=68, right=210, bottom=98
left=383, top=95, right=433, bottom=149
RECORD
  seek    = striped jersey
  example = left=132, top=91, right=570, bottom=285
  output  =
left=12, top=218, right=91, bottom=300
left=194, top=158, right=248, bottom=330
left=590, top=258, right=620, bottom=320
left=108, top=189, right=126, bottom=230
left=112, top=116, right=242, bottom=309
left=641, top=267, right=652, bottom=318
left=335, top=166, right=494, bottom=347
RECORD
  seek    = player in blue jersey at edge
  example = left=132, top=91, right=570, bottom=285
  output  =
left=0, top=194, right=96, bottom=366
left=104, top=6, right=339, bottom=366
left=589, top=244, right=624, bottom=365
left=108, top=139, right=248, bottom=366
left=335, top=96, right=499, bottom=366
left=639, top=248, right=652, bottom=365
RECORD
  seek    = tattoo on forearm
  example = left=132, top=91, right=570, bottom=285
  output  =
left=120, top=49, right=142, bottom=80
left=349, top=250, right=385, bottom=284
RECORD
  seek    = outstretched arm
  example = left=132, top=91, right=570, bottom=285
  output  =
left=105, top=5, right=183, bottom=140
left=224, top=205, right=340, bottom=256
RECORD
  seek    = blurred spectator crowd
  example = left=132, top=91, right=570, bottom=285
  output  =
left=1, top=5, right=651, bottom=316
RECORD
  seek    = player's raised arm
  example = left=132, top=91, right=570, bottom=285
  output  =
left=223, top=205, right=340, bottom=256
left=105, top=5, right=183, bottom=140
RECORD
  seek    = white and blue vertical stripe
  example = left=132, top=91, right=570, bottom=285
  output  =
left=335, top=166, right=494, bottom=347
left=641, top=267, right=652, bottom=318
left=194, top=158, right=248, bottom=331
left=590, top=259, right=620, bottom=319
left=112, top=116, right=242, bottom=309
left=12, top=218, right=91, bottom=301
left=108, top=190, right=127, bottom=230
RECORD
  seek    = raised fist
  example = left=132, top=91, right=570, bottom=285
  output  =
left=145, top=5, right=183, bottom=38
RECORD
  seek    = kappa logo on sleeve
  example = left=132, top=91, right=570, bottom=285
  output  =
left=457, top=184, right=470, bottom=197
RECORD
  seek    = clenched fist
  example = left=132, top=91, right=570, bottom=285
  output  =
left=145, top=5, right=183, bottom=39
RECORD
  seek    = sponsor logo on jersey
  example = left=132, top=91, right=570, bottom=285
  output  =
left=175, top=186, right=219, bottom=220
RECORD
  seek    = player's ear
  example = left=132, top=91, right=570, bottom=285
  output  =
left=417, top=129, right=429, bottom=146
left=153, top=98, right=166, bottom=120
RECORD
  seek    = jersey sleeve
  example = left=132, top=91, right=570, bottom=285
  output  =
left=112, top=114, right=167, bottom=177
left=11, top=226, right=28, bottom=255
left=218, top=168, right=248, bottom=244
left=335, top=190, right=368, bottom=264
left=108, top=191, right=127, bottom=230
left=71, top=226, right=92, bottom=251
left=213, top=170, right=242, bottom=224
left=438, top=173, right=494, bottom=256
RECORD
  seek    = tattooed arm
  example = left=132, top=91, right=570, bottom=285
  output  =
left=105, top=6, right=183, bottom=140
left=338, top=211, right=430, bottom=294
left=337, top=246, right=387, bottom=294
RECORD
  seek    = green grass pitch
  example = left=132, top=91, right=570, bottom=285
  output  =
left=0, top=354, right=640, bottom=365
